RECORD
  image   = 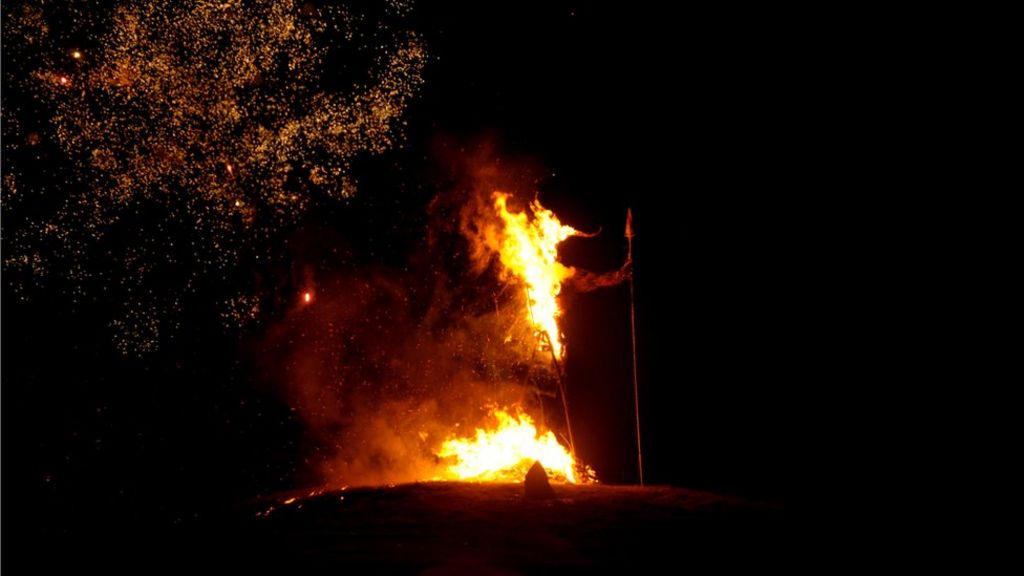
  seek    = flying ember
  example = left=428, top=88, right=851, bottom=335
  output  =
left=1, top=0, right=426, bottom=355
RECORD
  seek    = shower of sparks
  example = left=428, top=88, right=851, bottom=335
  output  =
left=2, top=1, right=426, bottom=354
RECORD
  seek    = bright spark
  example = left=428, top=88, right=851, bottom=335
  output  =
left=2, top=0, right=426, bottom=355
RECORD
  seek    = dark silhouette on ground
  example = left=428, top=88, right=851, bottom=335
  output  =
left=524, top=461, right=556, bottom=499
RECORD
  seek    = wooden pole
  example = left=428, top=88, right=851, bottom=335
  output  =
left=545, top=333, right=575, bottom=459
left=626, top=208, right=644, bottom=486
left=526, top=288, right=575, bottom=458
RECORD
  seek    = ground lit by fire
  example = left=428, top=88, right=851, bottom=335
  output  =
left=244, top=482, right=783, bottom=570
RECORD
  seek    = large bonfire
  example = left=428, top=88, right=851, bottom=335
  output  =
left=435, top=192, right=593, bottom=484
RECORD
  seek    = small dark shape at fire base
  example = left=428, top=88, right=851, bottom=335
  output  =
left=524, top=461, right=556, bottom=499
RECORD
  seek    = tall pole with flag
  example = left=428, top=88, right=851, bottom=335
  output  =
left=626, top=209, right=644, bottom=486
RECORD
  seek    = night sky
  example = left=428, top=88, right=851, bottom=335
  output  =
left=3, top=0, right=789, bottom=551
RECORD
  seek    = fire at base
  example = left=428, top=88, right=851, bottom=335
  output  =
left=435, top=406, right=593, bottom=484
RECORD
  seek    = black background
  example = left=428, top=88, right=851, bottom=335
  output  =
left=3, top=1, right=792, bottom=545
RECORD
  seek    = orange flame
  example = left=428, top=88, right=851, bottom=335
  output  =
left=492, top=193, right=579, bottom=359
left=436, top=406, right=591, bottom=484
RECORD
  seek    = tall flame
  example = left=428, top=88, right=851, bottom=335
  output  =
left=492, top=193, right=579, bottom=359
left=436, top=406, right=589, bottom=483
left=430, top=196, right=590, bottom=485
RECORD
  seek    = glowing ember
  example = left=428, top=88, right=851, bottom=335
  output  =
left=303, top=292, right=312, bottom=304
left=436, top=406, right=591, bottom=484
left=2, top=0, right=426, bottom=355
left=492, top=193, right=580, bottom=359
